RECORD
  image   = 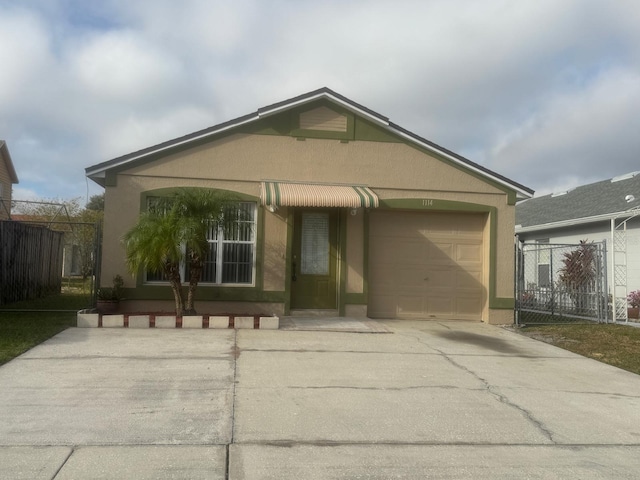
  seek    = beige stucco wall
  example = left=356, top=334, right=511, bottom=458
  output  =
left=487, top=309, right=514, bottom=325
left=126, top=134, right=503, bottom=196
left=104, top=135, right=509, bottom=286
left=345, top=210, right=364, bottom=294
left=262, top=208, right=288, bottom=291
left=101, top=132, right=516, bottom=323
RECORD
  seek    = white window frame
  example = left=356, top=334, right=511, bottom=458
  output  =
left=144, top=199, right=257, bottom=287
left=536, top=239, right=551, bottom=287
left=199, top=202, right=257, bottom=286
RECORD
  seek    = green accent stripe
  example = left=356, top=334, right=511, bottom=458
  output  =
left=352, top=186, right=367, bottom=207
left=274, top=182, right=281, bottom=206
left=492, top=297, right=515, bottom=309
left=360, top=186, right=378, bottom=207
left=262, top=182, right=270, bottom=206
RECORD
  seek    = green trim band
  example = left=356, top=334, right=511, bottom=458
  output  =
left=490, top=297, right=515, bottom=309
left=123, top=286, right=286, bottom=303
left=342, top=292, right=367, bottom=305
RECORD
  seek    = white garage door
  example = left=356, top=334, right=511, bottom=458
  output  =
left=368, top=210, right=485, bottom=320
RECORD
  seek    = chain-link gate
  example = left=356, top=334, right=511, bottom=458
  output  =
left=0, top=220, right=100, bottom=312
left=515, top=239, right=608, bottom=325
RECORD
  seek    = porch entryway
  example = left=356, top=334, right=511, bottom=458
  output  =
left=290, top=209, right=339, bottom=310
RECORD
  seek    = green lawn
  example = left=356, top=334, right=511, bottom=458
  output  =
left=0, top=292, right=92, bottom=311
left=0, top=291, right=88, bottom=365
left=0, top=311, right=77, bottom=365
left=518, top=323, right=640, bottom=375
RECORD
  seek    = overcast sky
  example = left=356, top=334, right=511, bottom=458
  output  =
left=2, top=0, right=639, bottom=204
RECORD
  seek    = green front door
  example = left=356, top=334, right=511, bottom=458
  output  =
left=291, top=210, right=338, bottom=309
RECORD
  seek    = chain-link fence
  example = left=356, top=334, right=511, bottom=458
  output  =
left=515, top=240, right=608, bottom=325
left=0, top=220, right=100, bottom=312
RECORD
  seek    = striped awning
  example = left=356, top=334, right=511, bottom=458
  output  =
left=261, top=181, right=379, bottom=208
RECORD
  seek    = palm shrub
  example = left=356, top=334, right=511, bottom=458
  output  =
left=122, top=188, right=237, bottom=316
left=172, top=188, right=237, bottom=314
left=123, top=209, right=186, bottom=315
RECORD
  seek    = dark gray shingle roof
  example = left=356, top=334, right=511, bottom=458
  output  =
left=516, top=172, right=640, bottom=228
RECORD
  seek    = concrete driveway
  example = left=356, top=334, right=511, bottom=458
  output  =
left=1, top=321, right=640, bottom=478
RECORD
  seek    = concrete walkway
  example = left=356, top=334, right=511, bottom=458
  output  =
left=1, top=320, right=640, bottom=478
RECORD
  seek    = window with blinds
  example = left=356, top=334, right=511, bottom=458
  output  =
left=300, top=212, right=329, bottom=275
left=146, top=200, right=256, bottom=285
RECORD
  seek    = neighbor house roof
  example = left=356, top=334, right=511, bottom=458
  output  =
left=516, top=171, right=640, bottom=232
left=0, top=140, right=19, bottom=184
left=86, top=87, right=533, bottom=199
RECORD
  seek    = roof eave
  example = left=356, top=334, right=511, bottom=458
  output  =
left=516, top=208, right=640, bottom=233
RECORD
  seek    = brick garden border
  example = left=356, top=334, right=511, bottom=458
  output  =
left=77, top=311, right=279, bottom=329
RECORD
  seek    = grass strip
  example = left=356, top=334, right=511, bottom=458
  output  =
left=520, top=324, right=640, bottom=375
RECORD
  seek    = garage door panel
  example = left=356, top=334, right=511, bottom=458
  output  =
left=457, top=296, right=484, bottom=317
left=397, top=241, right=426, bottom=264
left=430, top=242, right=455, bottom=264
left=456, top=270, right=483, bottom=289
left=458, top=215, right=485, bottom=234
left=369, top=211, right=485, bottom=320
left=426, top=296, right=454, bottom=317
left=371, top=239, right=427, bottom=265
left=397, top=295, right=425, bottom=316
left=368, top=294, right=398, bottom=318
left=426, top=214, right=457, bottom=234
left=398, top=267, right=428, bottom=287
left=456, top=243, right=483, bottom=263
left=368, top=265, right=396, bottom=288
left=426, top=269, right=455, bottom=289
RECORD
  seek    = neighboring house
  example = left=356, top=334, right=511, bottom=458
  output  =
left=86, top=88, right=533, bottom=324
left=516, top=172, right=640, bottom=318
left=0, top=140, right=19, bottom=220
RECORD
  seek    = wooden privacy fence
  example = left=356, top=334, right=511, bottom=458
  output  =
left=0, top=221, right=64, bottom=305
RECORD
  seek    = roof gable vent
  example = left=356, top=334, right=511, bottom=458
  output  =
left=299, top=106, right=347, bottom=132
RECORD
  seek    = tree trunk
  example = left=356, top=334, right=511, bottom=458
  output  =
left=164, top=262, right=184, bottom=316
left=185, top=257, right=202, bottom=315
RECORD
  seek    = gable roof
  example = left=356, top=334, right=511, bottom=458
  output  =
left=516, top=172, right=640, bottom=232
left=0, top=140, right=19, bottom=184
left=86, top=87, right=533, bottom=199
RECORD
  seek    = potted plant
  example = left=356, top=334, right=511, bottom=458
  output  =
left=97, top=275, right=124, bottom=314
left=628, top=290, right=640, bottom=320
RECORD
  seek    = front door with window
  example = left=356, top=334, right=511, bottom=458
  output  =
left=291, top=210, right=338, bottom=309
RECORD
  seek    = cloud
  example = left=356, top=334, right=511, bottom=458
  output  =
left=96, top=106, right=217, bottom=158
left=70, top=30, right=185, bottom=103
left=12, top=186, right=42, bottom=202
left=1, top=0, right=639, bottom=201
left=488, top=68, right=640, bottom=195
left=0, top=8, right=53, bottom=109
